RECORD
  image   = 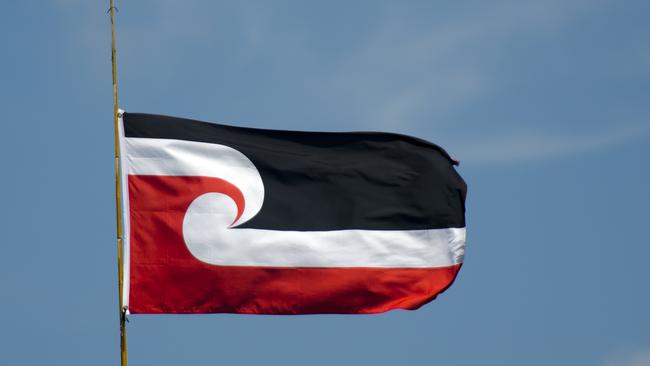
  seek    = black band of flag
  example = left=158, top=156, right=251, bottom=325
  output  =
left=123, top=112, right=466, bottom=231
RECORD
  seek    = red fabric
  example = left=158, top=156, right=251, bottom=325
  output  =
left=128, top=175, right=462, bottom=314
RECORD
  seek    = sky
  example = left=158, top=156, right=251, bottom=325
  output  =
left=1, top=0, right=649, bottom=365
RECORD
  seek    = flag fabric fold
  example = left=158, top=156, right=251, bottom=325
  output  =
left=118, top=112, right=467, bottom=314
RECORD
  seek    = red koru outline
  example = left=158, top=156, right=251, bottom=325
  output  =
left=127, top=174, right=461, bottom=314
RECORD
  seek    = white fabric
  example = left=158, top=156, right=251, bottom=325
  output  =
left=117, top=112, right=131, bottom=310
left=124, top=137, right=264, bottom=226
left=122, top=136, right=466, bottom=268
left=184, top=192, right=465, bottom=267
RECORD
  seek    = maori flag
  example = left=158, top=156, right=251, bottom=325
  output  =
left=118, top=112, right=467, bottom=314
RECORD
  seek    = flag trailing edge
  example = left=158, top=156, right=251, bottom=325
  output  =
left=118, top=112, right=467, bottom=314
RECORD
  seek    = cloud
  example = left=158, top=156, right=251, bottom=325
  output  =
left=62, top=0, right=603, bottom=121
left=322, top=0, right=606, bottom=129
left=57, top=0, right=647, bottom=165
left=450, top=122, right=650, bottom=165
left=312, top=0, right=649, bottom=165
left=603, top=348, right=650, bottom=366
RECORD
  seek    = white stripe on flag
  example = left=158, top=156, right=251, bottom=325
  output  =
left=123, top=137, right=465, bottom=268
left=184, top=191, right=465, bottom=267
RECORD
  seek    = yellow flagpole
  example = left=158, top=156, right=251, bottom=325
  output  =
left=109, top=0, right=128, bottom=365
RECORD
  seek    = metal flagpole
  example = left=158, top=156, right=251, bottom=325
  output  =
left=109, top=0, right=128, bottom=365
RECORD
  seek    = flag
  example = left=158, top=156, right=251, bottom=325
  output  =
left=118, top=112, right=467, bottom=314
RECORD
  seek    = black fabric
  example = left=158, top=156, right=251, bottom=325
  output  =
left=123, top=112, right=467, bottom=231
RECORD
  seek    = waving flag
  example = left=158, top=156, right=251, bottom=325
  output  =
left=118, top=112, right=467, bottom=314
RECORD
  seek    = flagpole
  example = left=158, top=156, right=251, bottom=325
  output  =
left=109, top=1, right=128, bottom=365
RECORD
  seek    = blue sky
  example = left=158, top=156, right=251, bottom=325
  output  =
left=1, top=1, right=649, bottom=365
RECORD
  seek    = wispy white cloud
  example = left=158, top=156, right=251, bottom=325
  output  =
left=449, top=122, right=650, bottom=164
left=603, top=348, right=650, bottom=366
left=54, top=1, right=280, bottom=83
left=313, top=0, right=650, bottom=165
left=57, top=0, right=648, bottom=165
left=322, top=0, right=606, bottom=130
